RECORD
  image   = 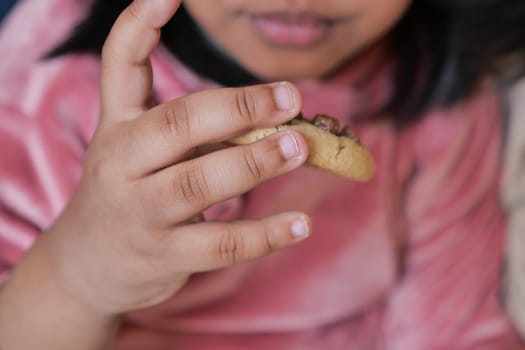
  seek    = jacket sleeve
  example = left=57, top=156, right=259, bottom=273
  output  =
left=0, top=104, right=85, bottom=284
left=381, top=93, right=523, bottom=349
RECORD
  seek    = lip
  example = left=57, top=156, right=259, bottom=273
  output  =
left=239, top=11, right=343, bottom=48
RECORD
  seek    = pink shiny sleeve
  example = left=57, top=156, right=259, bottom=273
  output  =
left=0, top=104, right=84, bottom=284
left=382, top=94, right=523, bottom=349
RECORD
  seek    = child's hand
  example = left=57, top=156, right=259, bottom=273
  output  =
left=43, top=0, right=310, bottom=317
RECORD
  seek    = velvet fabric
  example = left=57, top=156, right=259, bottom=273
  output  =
left=0, top=0, right=522, bottom=348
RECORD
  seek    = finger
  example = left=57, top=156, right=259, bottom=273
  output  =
left=169, top=212, right=312, bottom=272
left=143, top=130, right=308, bottom=224
left=100, top=0, right=182, bottom=123
left=121, top=82, right=302, bottom=176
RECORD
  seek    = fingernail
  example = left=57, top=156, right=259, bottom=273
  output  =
left=273, top=82, right=295, bottom=111
left=291, top=216, right=311, bottom=239
left=279, top=132, right=301, bottom=160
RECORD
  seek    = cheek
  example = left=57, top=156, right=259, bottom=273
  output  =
left=329, top=0, right=412, bottom=62
left=183, top=0, right=232, bottom=30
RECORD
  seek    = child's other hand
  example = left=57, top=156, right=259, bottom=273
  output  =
left=45, top=0, right=310, bottom=317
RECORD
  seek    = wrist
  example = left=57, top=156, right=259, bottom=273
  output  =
left=0, top=232, right=120, bottom=349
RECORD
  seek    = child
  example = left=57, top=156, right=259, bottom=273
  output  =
left=0, top=0, right=524, bottom=348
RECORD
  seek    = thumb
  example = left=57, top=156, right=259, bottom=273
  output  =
left=100, top=0, right=182, bottom=124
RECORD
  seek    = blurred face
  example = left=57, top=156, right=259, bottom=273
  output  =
left=183, top=0, right=413, bottom=81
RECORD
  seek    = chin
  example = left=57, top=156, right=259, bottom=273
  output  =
left=244, top=59, right=335, bottom=82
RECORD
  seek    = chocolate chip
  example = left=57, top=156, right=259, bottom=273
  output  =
left=312, top=114, right=340, bottom=134
left=340, top=125, right=361, bottom=144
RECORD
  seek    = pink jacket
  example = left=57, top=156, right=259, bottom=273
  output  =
left=0, top=0, right=522, bottom=349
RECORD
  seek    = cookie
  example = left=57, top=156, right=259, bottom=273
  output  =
left=229, top=114, right=376, bottom=181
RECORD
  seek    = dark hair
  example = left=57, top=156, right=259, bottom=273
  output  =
left=49, top=0, right=525, bottom=126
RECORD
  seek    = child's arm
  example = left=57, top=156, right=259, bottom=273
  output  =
left=0, top=0, right=310, bottom=348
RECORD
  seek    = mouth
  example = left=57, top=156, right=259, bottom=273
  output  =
left=238, top=11, right=346, bottom=48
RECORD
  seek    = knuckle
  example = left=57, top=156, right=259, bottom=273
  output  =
left=243, top=147, right=265, bottom=182
left=260, top=223, right=280, bottom=255
left=85, top=144, right=116, bottom=184
left=172, top=163, right=209, bottom=207
left=160, top=101, right=192, bottom=141
left=86, top=158, right=112, bottom=186
left=127, top=1, right=145, bottom=25
left=217, top=230, right=244, bottom=266
left=235, top=87, right=259, bottom=126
